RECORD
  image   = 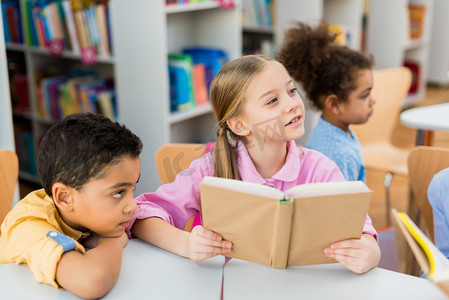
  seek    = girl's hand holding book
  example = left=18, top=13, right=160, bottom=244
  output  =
left=188, top=226, right=232, bottom=262
left=323, top=234, right=381, bottom=274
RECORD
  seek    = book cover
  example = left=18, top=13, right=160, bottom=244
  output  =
left=192, top=63, right=208, bottom=106
left=168, top=54, right=195, bottom=111
left=201, top=177, right=372, bottom=268
left=5, top=4, right=20, bottom=43
left=61, top=0, right=79, bottom=53
left=32, top=5, right=45, bottom=47
left=409, top=4, right=426, bottom=39
left=392, top=209, right=449, bottom=297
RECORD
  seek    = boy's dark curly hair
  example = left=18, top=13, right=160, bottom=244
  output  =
left=276, top=20, right=374, bottom=110
left=38, top=113, right=143, bottom=196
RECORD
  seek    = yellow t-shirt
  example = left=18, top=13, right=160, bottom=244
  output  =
left=0, top=189, right=87, bottom=288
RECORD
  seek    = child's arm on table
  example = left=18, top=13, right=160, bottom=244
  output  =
left=323, top=233, right=381, bottom=274
left=132, top=217, right=232, bottom=262
left=55, top=232, right=128, bottom=299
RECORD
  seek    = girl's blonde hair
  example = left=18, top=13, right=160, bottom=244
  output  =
left=210, top=55, right=275, bottom=180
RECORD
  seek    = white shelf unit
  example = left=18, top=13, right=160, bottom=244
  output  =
left=427, top=0, right=449, bottom=86
left=274, top=0, right=364, bottom=145
left=111, top=0, right=241, bottom=192
left=366, top=0, right=435, bottom=107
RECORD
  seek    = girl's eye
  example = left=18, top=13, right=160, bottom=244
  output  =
left=289, top=88, right=297, bottom=95
left=113, top=190, right=125, bottom=199
left=266, top=97, right=278, bottom=105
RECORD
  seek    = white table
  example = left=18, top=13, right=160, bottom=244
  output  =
left=0, top=239, right=224, bottom=299
left=400, top=103, right=449, bottom=145
left=223, top=259, right=448, bottom=300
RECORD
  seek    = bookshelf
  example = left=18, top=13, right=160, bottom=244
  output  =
left=366, top=0, right=435, bottom=107
left=4, top=0, right=116, bottom=191
left=274, top=0, right=365, bottom=145
left=2, top=0, right=240, bottom=193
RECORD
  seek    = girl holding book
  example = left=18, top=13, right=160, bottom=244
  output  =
left=128, top=55, right=380, bottom=274
left=277, top=20, right=375, bottom=182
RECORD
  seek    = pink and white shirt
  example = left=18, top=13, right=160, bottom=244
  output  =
left=126, top=140, right=377, bottom=239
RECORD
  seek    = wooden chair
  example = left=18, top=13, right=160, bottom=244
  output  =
left=407, top=146, right=449, bottom=242
left=352, top=67, right=412, bottom=226
left=155, top=144, right=207, bottom=185
left=0, top=149, right=19, bottom=232
left=154, top=143, right=207, bottom=231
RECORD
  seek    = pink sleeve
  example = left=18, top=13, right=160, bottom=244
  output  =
left=125, top=153, right=214, bottom=238
left=362, top=214, right=378, bottom=240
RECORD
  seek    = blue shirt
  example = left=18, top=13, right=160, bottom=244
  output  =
left=306, top=117, right=366, bottom=182
left=428, top=167, right=449, bottom=259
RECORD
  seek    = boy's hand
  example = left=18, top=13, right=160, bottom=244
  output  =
left=323, top=234, right=381, bottom=274
left=188, top=225, right=232, bottom=262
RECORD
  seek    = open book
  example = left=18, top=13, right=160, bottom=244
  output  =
left=200, top=177, right=372, bottom=268
left=392, top=209, right=449, bottom=296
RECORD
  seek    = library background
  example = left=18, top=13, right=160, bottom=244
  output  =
left=1, top=0, right=448, bottom=231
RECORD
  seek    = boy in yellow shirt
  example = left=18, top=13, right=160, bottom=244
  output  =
left=0, top=113, right=142, bottom=299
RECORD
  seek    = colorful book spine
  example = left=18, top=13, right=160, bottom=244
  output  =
left=2, top=1, right=23, bottom=44
left=61, top=0, right=80, bottom=53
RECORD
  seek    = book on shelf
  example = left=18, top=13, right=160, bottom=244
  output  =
left=36, top=70, right=116, bottom=121
left=19, top=0, right=112, bottom=61
left=392, top=209, right=449, bottom=297
left=168, top=48, right=227, bottom=112
left=183, top=47, right=228, bottom=93
left=200, top=177, right=372, bottom=268
left=168, top=53, right=196, bottom=112
left=242, top=0, right=273, bottom=28
left=13, top=124, right=37, bottom=176
left=408, top=4, right=426, bottom=40
left=7, top=54, right=30, bottom=112
left=192, top=64, right=208, bottom=106
left=2, top=0, right=23, bottom=44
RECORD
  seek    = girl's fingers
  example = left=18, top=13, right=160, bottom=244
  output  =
left=192, top=226, right=223, bottom=241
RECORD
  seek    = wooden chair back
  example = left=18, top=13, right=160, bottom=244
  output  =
left=352, top=67, right=412, bottom=146
left=155, top=144, right=207, bottom=184
left=407, top=146, right=449, bottom=241
left=0, top=149, right=19, bottom=230
left=155, top=144, right=207, bottom=231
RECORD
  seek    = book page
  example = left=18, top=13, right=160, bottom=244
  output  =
left=202, top=176, right=283, bottom=199
left=285, top=181, right=369, bottom=198
left=398, top=212, right=449, bottom=281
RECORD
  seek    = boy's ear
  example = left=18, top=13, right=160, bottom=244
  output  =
left=324, top=94, right=341, bottom=115
left=226, top=118, right=250, bottom=137
left=52, top=182, right=75, bottom=212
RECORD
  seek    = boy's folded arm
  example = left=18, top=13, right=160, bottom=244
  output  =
left=132, top=217, right=190, bottom=258
left=55, top=234, right=126, bottom=299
